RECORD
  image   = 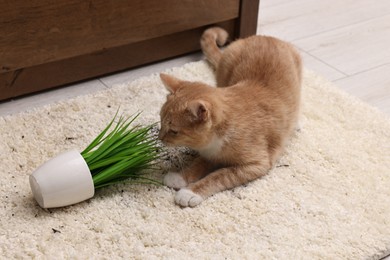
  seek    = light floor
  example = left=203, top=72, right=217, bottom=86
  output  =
left=259, top=0, right=390, bottom=117
left=1, top=0, right=389, bottom=119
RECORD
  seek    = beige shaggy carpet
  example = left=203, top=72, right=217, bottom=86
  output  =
left=1, top=61, right=390, bottom=259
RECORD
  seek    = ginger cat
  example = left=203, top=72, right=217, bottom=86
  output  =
left=159, top=27, right=302, bottom=207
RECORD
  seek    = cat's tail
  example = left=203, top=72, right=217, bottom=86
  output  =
left=200, top=27, right=229, bottom=69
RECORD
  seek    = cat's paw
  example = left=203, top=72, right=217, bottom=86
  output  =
left=163, top=172, right=187, bottom=190
left=175, top=188, right=203, bottom=207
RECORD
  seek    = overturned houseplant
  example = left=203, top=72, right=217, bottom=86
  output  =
left=29, top=112, right=161, bottom=208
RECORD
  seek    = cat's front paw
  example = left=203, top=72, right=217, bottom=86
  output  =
left=163, top=172, right=187, bottom=190
left=175, top=188, right=203, bottom=207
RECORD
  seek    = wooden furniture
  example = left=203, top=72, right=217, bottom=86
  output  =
left=0, top=0, right=260, bottom=101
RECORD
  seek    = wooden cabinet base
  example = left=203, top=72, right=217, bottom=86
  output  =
left=0, top=0, right=259, bottom=101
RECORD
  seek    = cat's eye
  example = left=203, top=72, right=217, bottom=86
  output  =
left=168, top=129, right=178, bottom=135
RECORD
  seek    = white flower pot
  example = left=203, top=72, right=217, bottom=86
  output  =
left=29, top=150, right=95, bottom=208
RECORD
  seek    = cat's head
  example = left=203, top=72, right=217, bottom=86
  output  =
left=158, top=73, right=218, bottom=150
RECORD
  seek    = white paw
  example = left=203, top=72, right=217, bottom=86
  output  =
left=163, top=172, right=187, bottom=190
left=175, top=189, right=203, bottom=207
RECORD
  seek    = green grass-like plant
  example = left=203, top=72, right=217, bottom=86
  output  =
left=81, top=112, right=161, bottom=189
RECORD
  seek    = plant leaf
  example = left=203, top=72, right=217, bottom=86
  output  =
left=81, top=111, right=161, bottom=190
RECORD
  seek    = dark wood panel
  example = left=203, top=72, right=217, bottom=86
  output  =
left=0, top=0, right=260, bottom=101
left=0, top=0, right=239, bottom=72
left=237, top=0, right=260, bottom=38
left=0, top=20, right=237, bottom=101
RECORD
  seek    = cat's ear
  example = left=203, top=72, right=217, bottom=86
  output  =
left=187, top=100, right=209, bottom=122
left=160, top=73, right=183, bottom=94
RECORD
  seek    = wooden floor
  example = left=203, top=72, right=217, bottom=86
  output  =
left=0, top=0, right=389, bottom=118
left=259, top=0, right=390, bottom=117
